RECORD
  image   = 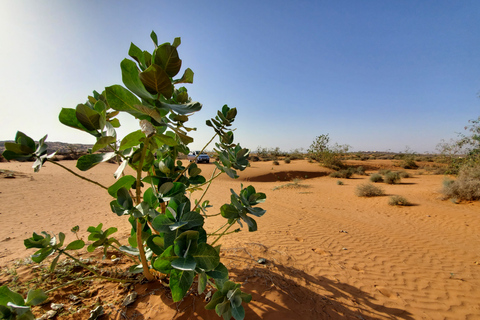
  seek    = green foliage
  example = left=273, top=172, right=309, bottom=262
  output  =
left=0, top=285, right=47, bottom=320
left=355, top=183, right=384, bottom=197
left=369, top=173, right=383, bottom=183
left=5, top=32, right=266, bottom=315
left=336, top=180, right=344, bottom=185
left=441, top=165, right=480, bottom=201
left=307, top=134, right=350, bottom=170
left=329, top=169, right=352, bottom=179
left=384, top=171, right=401, bottom=184
left=205, top=280, right=252, bottom=320
left=388, top=195, right=411, bottom=206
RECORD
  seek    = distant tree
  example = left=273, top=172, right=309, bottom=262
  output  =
left=308, top=134, right=350, bottom=170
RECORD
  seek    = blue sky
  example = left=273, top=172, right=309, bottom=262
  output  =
left=1, top=1, right=479, bottom=153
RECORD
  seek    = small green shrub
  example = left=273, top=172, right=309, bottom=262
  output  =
left=441, top=165, right=480, bottom=201
left=273, top=160, right=280, bottom=165
left=388, top=195, right=411, bottom=206
left=329, top=169, right=352, bottom=179
left=384, top=171, right=401, bottom=184
left=369, top=173, right=383, bottom=183
left=355, top=166, right=367, bottom=175
left=337, top=180, right=344, bottom=185
left=378, top=169, right=391, bottom=175
left=284, top=157, right=291, bottom=164
left=355, top=183, right=384, bottom=197
left=398, top=170, right=411, bottom=178
left=400, top=158, right=418, bottom=169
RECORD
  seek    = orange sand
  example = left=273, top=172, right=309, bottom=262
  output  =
left=1, top=160, right=479, bottom=319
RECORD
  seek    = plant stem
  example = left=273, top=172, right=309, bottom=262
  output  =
left=208, top=222, right=229, bottom=239
left=135, top=139, right=154, bottom=281
left=47, top=160, right=108, bottom=190
left=211, top=222, right=235, bottom=246
left=61, top=251, right=100, bottom=277
left=192, top=168, right=220, bottom=211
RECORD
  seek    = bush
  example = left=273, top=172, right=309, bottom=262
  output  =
left=378, top=169, right=391, bottom=175
left=398, top=170, right=411, bottom=178
left=329, top=169, right=353, bottom=179
left=369, top=173, right=383, bottom=183
left=284, top=157, right=291, bottom=164
left=355, top=166, right=367, bottom=175
left=384, top=171, right=401, bottom=184
left=441, top=165, right=480, bottom=201
left=337, top=180, right=344, bottom=185
left=273, top=160, right=280, bottom=165
left=388, top=195, right=411, bottom=206
left=400, top=158, right=418, bottom=169
left=355, top=183, right=384, bottom=197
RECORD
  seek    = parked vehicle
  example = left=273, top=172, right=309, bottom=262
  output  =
left=187, top=151, right=210, bottom=163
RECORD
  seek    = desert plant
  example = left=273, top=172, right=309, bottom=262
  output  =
left=441, top=165, right=480, bottom=201
left=388, top=195, right=411, bottom=206
left=336, top=180, right=344, bottom=185
left=329, top=169, right=352, bottom=179
left=384, top=171, right=401, bottom=184
left=378, top=169, right=391, bottom=175
left=369, top=173, right=383, bottom=183
left=307, top=134, right=350, bottom=170
left=398, top=170, right=411, bottom=178
left=284, top=157, right=291, bottom=164
left=0, top=285, right=47, bottom=320
left=2, top=32, right=266, bottom=318
left=355, top=183, right=384, bottom=197
left=273, top=160, right=280, bottom=165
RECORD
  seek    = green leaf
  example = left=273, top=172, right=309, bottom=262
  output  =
left=151, top=214, right=174, bottom=233
left=158, top=100, right=202, bottom=115
left=169, top=269, right=195, bottom=302
left=154, top=43, right=182, bottom=78
left=206, top=262, right=229, bottom=282
left=118, top=245, right=140, bottom=256
left=231, top=304, right=246, bottom=320
left=31, top=247, right=54, bottom=263
left=119, top=130, right=145, bottom=151
left=64, top=240, right=85, bottom=251
left=174, top=68, right=194, bottom=84
left=121, top=59, right=157, bottom=100
left=4, top=142, right=34, bottom=155
left=59, top=108, right=100, bottom=136
left=105, top=85, right=144, bottom=118
left=174, top=230, right=199, bottom=257
left=139, top=64, right=173, bottom=99
left=128, top=43, right=146, bottom=68
left=108, top=175, right=136, bottom=197
left=198, top=271, right=207, bottom=294
left=146, top=235, right=164, bottom=255
left=151, top=31, right=159, bottom=47
left=153, top=245, right=177, bottom=273
left=134, top=104, right=164, bottom=123
left=155, top=133, right=178, bottom=146
left=117, top=187, right=133, bottom=210
left=0, top=285, right=25, bottom=306
left=76, top=104, right=102, bottom=131
left=76, top=152, right=116, bottom=171
left=92, top=136, right=116, bottom=153
left=172, top=37, right=181, bottom=48
left=25, top=289, right=48, bottom=306
left=181, top=211, right=205, bottom=229
left=15, top=131, right=36, bottom=151
left=171, top=255, right=196, bottom=271
left=193, top=243, right=220, bottom=272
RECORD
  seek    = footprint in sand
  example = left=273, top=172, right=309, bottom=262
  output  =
left=312, top=248, right=332, bottom=256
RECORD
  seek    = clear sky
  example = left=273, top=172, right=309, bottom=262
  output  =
left=1, top=1, right=479, bottom=153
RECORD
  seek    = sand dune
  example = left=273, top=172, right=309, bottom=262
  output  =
left=1, top=159, right=479, bottom=319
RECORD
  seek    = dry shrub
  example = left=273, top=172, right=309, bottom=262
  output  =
left=329, top=169, right=352, bottom=179
left=355, top=183, right=384, bottom=197
left=370, top=173, right=383, bottom=183
left=384, top=171, right=401, bottom=184
left=388, top=195, right=411, bottom=206
left=441, top=166, right=480, bottom=201
left=398, top=170, right=411, bottom=178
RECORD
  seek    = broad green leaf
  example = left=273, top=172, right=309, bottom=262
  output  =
left=49, top=254, right=61, bottom=272
left=59, top=108, right=100, bottom=137
left=121, top=59, right=157, bottom=100
left=173, top=68, right=194, bottom=84
left=180, top=211, right=205, bottom=229
left=128, top=43, right=146, bottom=68
left=171, top=255, right=196, bottom=271
left=0, top=285, right=25, bottom=306
left=154, top=43, right=182, bottom=78
left=150, top=31, right=159, bottom=47
left=108, top=175, right=136, bottom=197
left=4, top=142, right=33, bottom=155
left=76, top=104, right=102, bottom=131
left=193, top=243, right=220, bottom=272
left=117, top=187, right=133, bottom=210
left=155, top=133, right=178, bottom=146
left=119, top=130, right=145, bottom=151
left=172, top=37, right=181, bottom=48
left=198, top=271, right=207, bottom=294
left=92, top=136, right=116, bottom=153
left=31, top=247, right=54, bottom=263
left=118, top=245, right=140, bottom=256
left=206, top=262, right=229, bottom=282
left=158, top=100, right=202, bottom=115
left=231, top=304, right=246, bottom=320
left=134, top=104, right=164, bottom=123
left=174, top=230, right=199, bottom=257
left=15, top=131, right=35, bottom=151
left=105, top=85, right=144, bottom=118
left=64, top=240, right=85, bottom=251
left=146, top=235, right=164, bottom=255
left=151, top=215, right=175, bottom=233
left=169, top=269, right=195, bottom=302
left=153, top=245, right=177, bottom=273
left=24, top=289, right=47, bottom=306
left=215, top=300, right=231, bottom=318
left=205, top=291, right=226, bottom=310
left=139, top=64, right=173, bottom=99
left=76, top=152, right=116, bottom=171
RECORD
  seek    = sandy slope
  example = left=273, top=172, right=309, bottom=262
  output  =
left=0, top=159, right=479, bottom=319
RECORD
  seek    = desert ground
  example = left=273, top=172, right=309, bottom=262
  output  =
left=0, top=159, right=479, bottom=319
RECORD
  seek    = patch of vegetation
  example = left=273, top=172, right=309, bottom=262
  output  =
left=329, top=169, right=352, bottom=179
left=336, top=180, right=344, bottom=185
left=388, top=195, right=411, bottom=206
left=273, top=178, right=309, bottom=191
left=355, top=183, right=384, bottom=197
left=308, top=134, right=350, bottom=170
left=273, top=160, right=280, bottom=165
left=369, top=173, right=383, bottom=183
left=384, top=171, right=401, bottom=184
left=284, top=157, right=291, bottom=164
left=441, top=165, right=480, bottom=201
